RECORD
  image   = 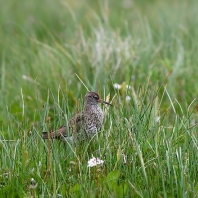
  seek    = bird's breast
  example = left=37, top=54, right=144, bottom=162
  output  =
left=85, top=105, right=104, bottom=129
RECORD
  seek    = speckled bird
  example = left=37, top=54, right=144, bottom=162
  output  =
left=42, top=92, right=112, bottom=142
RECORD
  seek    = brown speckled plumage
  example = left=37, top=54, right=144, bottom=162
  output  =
left=42, top=92, right=111, bottom=141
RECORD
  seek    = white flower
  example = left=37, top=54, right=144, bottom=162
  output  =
left=156, top=116, right=160, bottom=122
left=126, top=95, right=131, bottom=101
left=126, top=85, right=131, bottom=89
left=30, top=178, right=37, bottom=189
left=22, top=75, right=40, bottom=85
left=87, top=156, right=104, bottom=167
left=113, top=83, right=121, bottom=90
left=31, top=178, right=35, bottom=182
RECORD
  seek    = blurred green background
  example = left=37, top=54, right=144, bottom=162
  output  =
left=0, top=0, right=198, bottom=125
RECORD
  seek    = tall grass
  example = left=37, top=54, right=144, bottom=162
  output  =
left=0, top=0, right=198, bottom=197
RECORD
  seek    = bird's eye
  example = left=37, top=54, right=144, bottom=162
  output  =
left=93, top=95, right=98, bottom=99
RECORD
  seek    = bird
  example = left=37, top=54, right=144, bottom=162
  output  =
left=42, top=92, right=112, bottom=142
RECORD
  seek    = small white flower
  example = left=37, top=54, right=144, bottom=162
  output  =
left=113, top=83, right=121, bottom=90
left=22, top=75, right=40, bottom=85
left=156, top=116, right=160, bottom=122
left=87, top=156, right=104, bottom=167
left=31, top=178, right=35, bottom=182
left=22, top=75, right=29, bottom=80
left=126, top=85, right=131, bottom=89
left=30, top=178, right=37, bottom=189
left=126, top=95, right=131, bottom=101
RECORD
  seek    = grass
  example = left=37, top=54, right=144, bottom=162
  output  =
left=0, top=0, right=198, bottom=197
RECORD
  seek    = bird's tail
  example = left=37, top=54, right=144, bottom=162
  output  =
left=42, top=131, right=55, bottom=139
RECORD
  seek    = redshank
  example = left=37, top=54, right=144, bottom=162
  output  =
left=42, top=92, right=111, bottom=141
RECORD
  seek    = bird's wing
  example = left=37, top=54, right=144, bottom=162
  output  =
left=42, top=111, right=85, bottom=140
left=75, top=111, right=85, bottom=132
left=69, top=111, right=85, bottom=136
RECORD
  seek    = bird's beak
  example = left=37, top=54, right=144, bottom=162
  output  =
left=97, top=99, right=112, bottom=106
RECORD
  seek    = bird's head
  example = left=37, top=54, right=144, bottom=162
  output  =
left=84, top=92, right=112, bottom=106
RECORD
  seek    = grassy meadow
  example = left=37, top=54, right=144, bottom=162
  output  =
left=0, top=0, right=198, bottom=197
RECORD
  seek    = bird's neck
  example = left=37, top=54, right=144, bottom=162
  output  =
left=84, top=103, right=99, bottom=112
